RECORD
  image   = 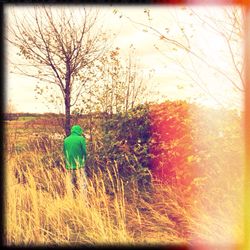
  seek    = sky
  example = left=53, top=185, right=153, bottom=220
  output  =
left=5, top=5, right=244, bottom=113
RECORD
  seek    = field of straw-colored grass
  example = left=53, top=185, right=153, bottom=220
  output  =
left=4, top=120, right=244, bottom=247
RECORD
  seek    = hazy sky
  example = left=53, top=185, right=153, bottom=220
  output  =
left=5, top=5, right=244, bottom=113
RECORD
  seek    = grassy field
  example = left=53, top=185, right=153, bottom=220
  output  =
left=4, top=116, right=244, bottom=247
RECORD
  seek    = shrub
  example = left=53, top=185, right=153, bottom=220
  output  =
left=88, top=104, right=152, bottom=194
left=149, top=100, right=243, bottom=199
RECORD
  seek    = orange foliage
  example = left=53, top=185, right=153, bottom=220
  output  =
left=149, top=101, right=196, bottom=187
left=148, top=100, right=243, bottom=201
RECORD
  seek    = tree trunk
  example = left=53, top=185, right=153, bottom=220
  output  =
left=65, top=60, right=71, bottom=136
left=65, top=92, right=71, bottom=136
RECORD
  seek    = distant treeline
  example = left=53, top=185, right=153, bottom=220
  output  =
left=4, top=112, right=111, bottom=121
left=4, top=113, right=42, bottom=121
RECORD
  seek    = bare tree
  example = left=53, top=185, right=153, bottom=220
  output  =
left=114, top=6, right=244, bottom=108
left=6, top=98, right=16, bottom=113
left=6, top=6, right=109, bottom=135
left=91, top=47, right=149, bottom=116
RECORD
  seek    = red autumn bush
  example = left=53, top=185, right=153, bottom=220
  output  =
left=149, top=100, right=243, bottom=198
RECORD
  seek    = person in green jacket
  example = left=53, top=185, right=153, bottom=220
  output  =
left=63, top=125, right=87, bottom=191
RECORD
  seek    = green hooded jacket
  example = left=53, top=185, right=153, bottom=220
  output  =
left=63, top=125, right=87, bottom=170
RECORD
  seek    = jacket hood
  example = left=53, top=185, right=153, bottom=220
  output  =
left=71, top=125, right=83, bottom=135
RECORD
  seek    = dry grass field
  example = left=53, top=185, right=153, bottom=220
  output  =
left=3, top=116, right=244, bottom=247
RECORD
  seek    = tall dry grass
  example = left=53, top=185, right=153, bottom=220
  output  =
left=5, top=149, right=132, bottom=245
left=4, top=123, right=244, bottom=246
left=4, top=145, right=190, bottom=246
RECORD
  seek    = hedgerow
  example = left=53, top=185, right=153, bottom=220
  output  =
left=86, top=100, right=243, bottom=201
